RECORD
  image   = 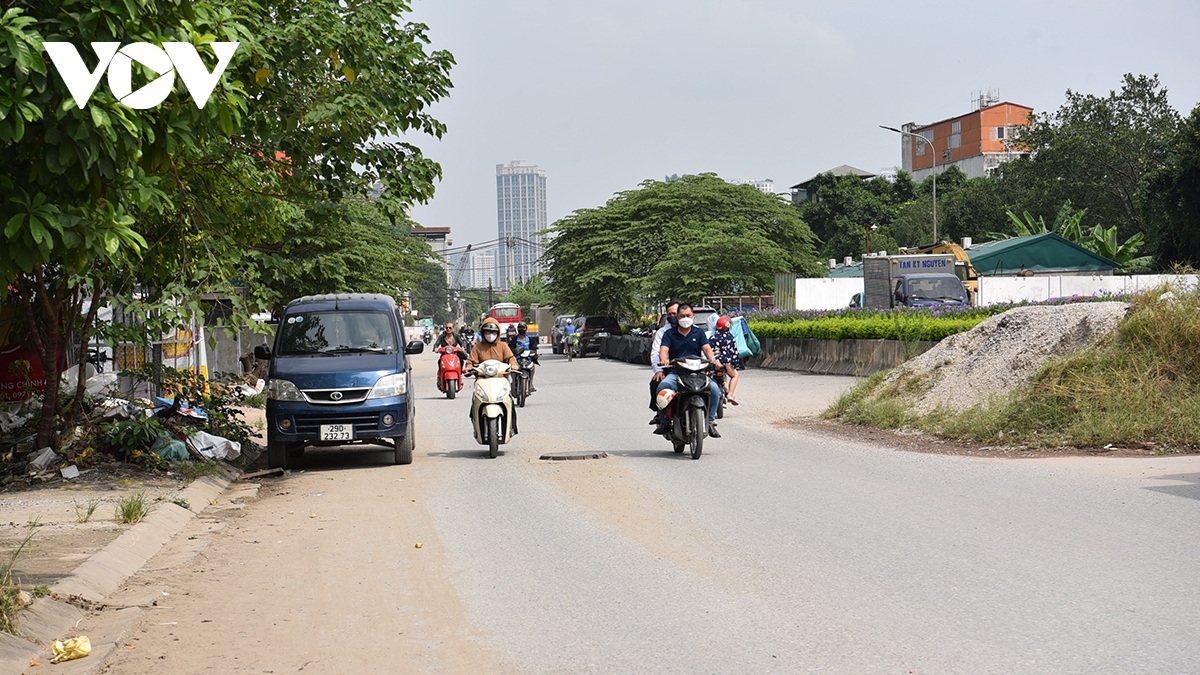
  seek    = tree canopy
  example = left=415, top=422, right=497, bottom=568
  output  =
left=543, top=175, right=821, bottom=316
left=0, top=0, right=453, bottom=447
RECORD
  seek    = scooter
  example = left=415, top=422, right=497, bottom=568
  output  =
left=422, top=329, right=433, bottom=345
left=435, top=345, right=466, bottom=399
left=513, top=349, right=537, bottom=407
left=564, top=333, right=579, bottom=362
left=655, top=358, right=717, bottom=460
left=469, top=359, right=516, bottom=458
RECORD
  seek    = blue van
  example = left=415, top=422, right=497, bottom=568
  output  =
left=255, top=294, right=425, bottom=469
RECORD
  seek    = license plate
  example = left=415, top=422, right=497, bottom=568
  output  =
left=319, top=424, right=354, bottom=441
left=597, top=332, right=610, bottom=338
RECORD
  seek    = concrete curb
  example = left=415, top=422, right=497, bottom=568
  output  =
left=0, top=469, right=241, bottom=673
left=51, top=472, right=234, bottom=602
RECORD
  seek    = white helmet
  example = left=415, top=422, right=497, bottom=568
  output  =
left=655, top=389, right=676, bottom=410
left=566, top=318, right=573, bottom=325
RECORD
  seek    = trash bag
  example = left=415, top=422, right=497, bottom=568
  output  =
left=150, top=435, right=190, bottom=462
left=189, top=430, right=241, bottom=461
left=51, top=635, right=91, bottom=663
left=744, top=319, right=762, bottom=357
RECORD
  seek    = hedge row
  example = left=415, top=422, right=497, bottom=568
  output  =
left=748, top=315, right=987, bottom=342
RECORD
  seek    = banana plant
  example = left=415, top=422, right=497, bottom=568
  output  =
left=1085, top=225, right=1153, bottom=271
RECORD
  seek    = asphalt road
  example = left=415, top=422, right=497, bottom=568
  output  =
left=105, top=350, right=1200, bottom=674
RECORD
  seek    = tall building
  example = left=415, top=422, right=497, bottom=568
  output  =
left=496, top=161, right=547, bottom=290
left=470, top=249, right=496, bottom=290
left=899, top=93, right=1033, bottom=181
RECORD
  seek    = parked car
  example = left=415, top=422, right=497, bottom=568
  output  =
left=256, top=293, right=425, bottom=469
left=550, top=314, right=576, bottom=354
left=575, top=315, right=622, bottom=356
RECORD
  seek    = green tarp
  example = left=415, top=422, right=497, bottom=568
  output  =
left=966, top=233, right=1119, bottom=276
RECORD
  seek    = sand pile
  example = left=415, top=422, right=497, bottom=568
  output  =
left=881, top=302, right=1130, bottom=413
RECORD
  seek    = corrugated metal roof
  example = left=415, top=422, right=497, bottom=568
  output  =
left=966, top=233, right=1119, bottom=275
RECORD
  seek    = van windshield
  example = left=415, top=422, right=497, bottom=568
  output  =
left=908, top=277, right=966, bottom=301
left=494, top=307, right=519, bottom=318
left=278, top=311, right=397, bottom=355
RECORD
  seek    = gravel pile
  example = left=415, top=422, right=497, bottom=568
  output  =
left=880, top=302, right=1130, bottom=413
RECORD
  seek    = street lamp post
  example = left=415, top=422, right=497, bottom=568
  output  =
left=881, top=125, right=938, bottom=243
left=864, top=223, right=878, bottom=255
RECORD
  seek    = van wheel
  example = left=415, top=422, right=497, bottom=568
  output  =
left=267, top=440, right=288, bottom=470
left=394, top=430, right=414, bottom=465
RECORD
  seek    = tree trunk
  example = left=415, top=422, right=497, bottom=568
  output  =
left=14, top=272, right=66, bottom=450
left=69, top=284, right=103, bottom=418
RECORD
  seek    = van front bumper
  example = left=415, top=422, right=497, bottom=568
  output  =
left=266, top=395, right=409, bottom=444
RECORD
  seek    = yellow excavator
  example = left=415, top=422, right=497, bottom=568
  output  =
left=898, top=241, right=981, bottom=305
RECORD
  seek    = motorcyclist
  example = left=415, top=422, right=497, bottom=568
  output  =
left=465, top=318, right=518, bottom=373
left=648, top=301, right=680, bottom=425
left=433, top=322, right=468, bottom=359
left=562, top=318, right=577, bottom=354
left=654, top=303, right=723, bottom=437
left=508, top=322, right=539, bottom=392
left=466, top=318, right=520, bottom=431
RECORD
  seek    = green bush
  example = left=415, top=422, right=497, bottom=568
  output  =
left=749, top=315, right=985, bottom=342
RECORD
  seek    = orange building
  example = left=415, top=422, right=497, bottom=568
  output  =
left=900, top=98, right=1032, bottom=180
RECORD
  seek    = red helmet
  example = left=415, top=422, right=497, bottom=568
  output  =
left=715, top=316, right=732, bottom=331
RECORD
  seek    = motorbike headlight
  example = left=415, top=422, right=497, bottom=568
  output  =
left=367, top=373, right=406, bottom=399
left=266, top=379, right=304, bottom=401
left=482, top=363, right=500, bottom=378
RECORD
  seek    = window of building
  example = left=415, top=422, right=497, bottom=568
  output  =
left=949, top=120, right=961, bottom=149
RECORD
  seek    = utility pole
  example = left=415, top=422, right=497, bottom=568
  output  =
left=881, top=125, right=939, bottom=243
left=488, top=279, right=494, bottom=308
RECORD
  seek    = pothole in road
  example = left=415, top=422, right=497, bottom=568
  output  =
left=538, top=451, right=608, bottom=461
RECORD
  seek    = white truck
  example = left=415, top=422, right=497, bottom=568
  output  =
left=863, top=254, right=970, bottom=309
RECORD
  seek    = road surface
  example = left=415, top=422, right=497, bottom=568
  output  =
left=104, top=350, right=1200, bottom=674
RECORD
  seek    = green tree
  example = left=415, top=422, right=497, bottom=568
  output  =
left=1005, top=74, right=1181, bottom=241
left=642, top=228, right=791, bottom=300
left=505, top=275, right=552, bottom=317
left=0, top=0, right=454, bottom=449
left=412, top=260, right=452, bottom=324
left=1141, top=105, right=1200, bottom=267
left=544, top=175, right=820, bottom=316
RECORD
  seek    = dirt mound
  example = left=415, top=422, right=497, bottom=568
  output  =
left=881, top=302, right=1130, bottom=413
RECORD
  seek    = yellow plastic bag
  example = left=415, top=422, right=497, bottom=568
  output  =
left=50, top=635, right=91, bottom=663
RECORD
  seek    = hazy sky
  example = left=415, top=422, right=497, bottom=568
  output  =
left=404, top=0, right=1200, bottom=246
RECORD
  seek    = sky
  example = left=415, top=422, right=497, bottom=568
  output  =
left=403, top=0, right=1200, bottom=246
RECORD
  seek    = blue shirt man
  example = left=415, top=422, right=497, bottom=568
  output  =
left=654, top=303, right=723, bottom=435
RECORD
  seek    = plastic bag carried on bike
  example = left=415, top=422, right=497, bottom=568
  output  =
left=731, top=317, right=753, bottom=359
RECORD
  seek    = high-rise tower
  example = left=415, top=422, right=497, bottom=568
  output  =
left=495, top=161, right=547, bottom=290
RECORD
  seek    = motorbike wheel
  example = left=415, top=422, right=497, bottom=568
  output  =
left=717, top=395, right=725, bottom=419
left=487, top=417, right=500, bottom=458
left=689, top=406, right=704, bottom=460
left=566, top=348, right=572, bottom=362
left=446, top=384, right=455, bottom=400
left=267, top=440, right=288, bottom=470
left=394, top=420, right=414, bottom=465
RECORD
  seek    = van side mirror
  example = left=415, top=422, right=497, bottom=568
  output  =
left=254, top=345, right=272, bottom=360
left=404, top=340, right=425, bottom=355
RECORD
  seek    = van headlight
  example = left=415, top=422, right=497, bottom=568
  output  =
left=367, top=373, right=406, bottom=399
left=266, top=379, right=304, bottom=401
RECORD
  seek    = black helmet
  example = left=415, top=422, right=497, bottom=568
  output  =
left=517, top=322, right=527, bottom=332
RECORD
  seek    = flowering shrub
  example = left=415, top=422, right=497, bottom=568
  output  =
left=743, top=294, right=1129, bottom=342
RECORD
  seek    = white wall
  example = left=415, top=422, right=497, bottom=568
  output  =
left=793, top=278, right=864, bottom=310
left=788, top=275, right=1200, bottom=310
left=977, top=275, right=1199, bottom=306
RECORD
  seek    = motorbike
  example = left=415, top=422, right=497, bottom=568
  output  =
left=564, top=333, right=579, bottom=362
left=512, top=349, right=537, bottom=407
left=712, top=368, right=729, bottom=419
left=469, top=359, right=516, bottom=458
left=422, top=330, right=432, bottom=345
left=655, top=358, right=718, bottom=460
left=435, top=345, right=466, bottom=399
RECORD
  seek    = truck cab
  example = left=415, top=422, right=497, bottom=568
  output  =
left=892, top=273, right=969, bottom=307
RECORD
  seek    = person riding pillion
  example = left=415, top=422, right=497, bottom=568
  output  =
left=654, top=303, right=723, bottom=438
left=648, top=301, right=680, bottom=423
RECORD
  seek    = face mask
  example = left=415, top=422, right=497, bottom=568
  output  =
left=667, top=315, right=679, bottom=327
left=484, top=333, right=498, bottom=343
left=678, top=317, right=694, bottom=329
